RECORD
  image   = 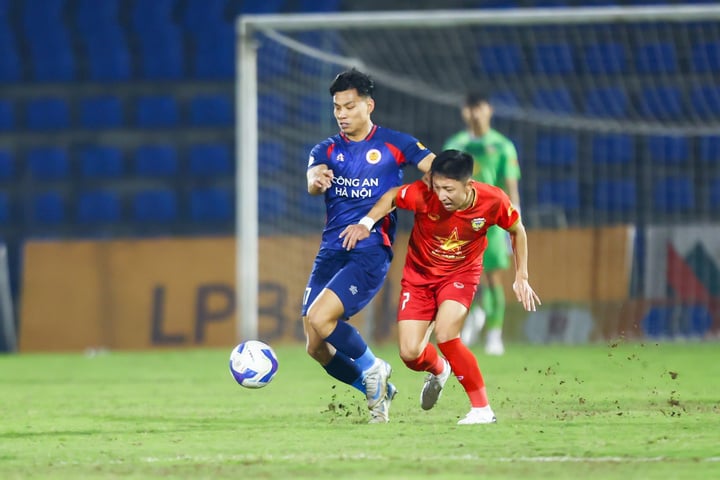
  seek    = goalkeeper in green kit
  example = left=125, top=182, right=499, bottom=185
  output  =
left=443, top=91, right=521, bottom=355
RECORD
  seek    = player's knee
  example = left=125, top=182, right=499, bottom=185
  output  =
left=398, top=342, right=423, bottom=363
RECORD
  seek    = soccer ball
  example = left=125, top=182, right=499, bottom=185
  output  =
left=229, top=340, right=279, bottom=388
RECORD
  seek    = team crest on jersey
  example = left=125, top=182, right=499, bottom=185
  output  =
left=336, top=153, right=345, bottom=162
left=471, top=218, right=486, bottom=231
left=366, top=149, right=382, bottom=164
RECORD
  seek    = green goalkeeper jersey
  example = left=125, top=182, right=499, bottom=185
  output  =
left=443, top=128, right=520, bottom=190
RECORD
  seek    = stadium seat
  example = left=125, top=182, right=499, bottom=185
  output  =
left=532, top=87, right=575, bottom=113
left=646, top=135, right=689, bottom=165
left=535, top=132, right=578, bottom=166
left=82, top=26, right=132, bottom=82
left=593, top=178, right=637, bottom=212
left=259, top=93, right=289, bottom=129
left=76, top=189, right=122, bottom=224
left=239, top=0, right=286, bottom=13
left=79, top=146, right=124, bottom=179
left=26, top=98, right=70, bottom=131
left=591, top=133, right=634, bottom=165
left=635, top=41, right=677, bottom=74
left=26, top=26, right=75, bottom=82
left=188, top=143, right=232, bottom=177
left=258, top=40, right=290, bottom=82
left=0, top=192, right=8, bottom=224
left=489, top=90, right=520, bottom=108
left=533, top=43, right=574, bottom=75
left=184, top=0, right=225, bottom=32
left=74, top=0, right=120, bottom=33
left=31, top=191, right=65, bottom=225
left=189, top=94, right=233, bottom=127
left=191, top=26, right=234, bottom=79
left=299, top=0, right=338, bottom=11
left=259, top=141, right=285, bottom=177
left=0, top=149, right=13, bottom=181
left=709, top=177, right=720, bottom=209
left=133, top=145, right=178, bottom=177
left=691, top=41, right=720, bottom=73
left=132, top=189, right=178, bottom=223
left=189, top=187, right=233, bottom=223
left=27, top=147, right=69, bottom=181
left=639, top=86, right=684, bottom=121
left=477, top=44, right=523, bottom=76
left=699, top=135, right=720, bottom=164
left=690, top=84, right=720, bottom=120
left=131, top=0, right=176, bottom=32
left=582, top=42, right=626, bottom=75
left=296, top=93, right=332, bottom=124
left=0, top=23, right=21, bottom=83
left=79, top=96, right=124, bottom=129
left=652, top=175, right=694, bottom=213
left=583, top=86, right=628, bottom=118
left=537, top=178, right=580, bottom=212
left=259, top=185, right=288, bottom=222
left=0, top=99, right=13, bottom=131
left=136, top=95, right=180, bottom=128
left=137, top=25, right=184, bottom=80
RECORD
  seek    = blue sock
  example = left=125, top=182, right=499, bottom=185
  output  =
left=323, top=352, right=365, bottom=394
left=324, top=321, right=377, bottom=372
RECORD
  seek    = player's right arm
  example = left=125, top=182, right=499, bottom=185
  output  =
left=307, top=164, right=334, bottom=195
left=339, top=186, right=400, bottom=250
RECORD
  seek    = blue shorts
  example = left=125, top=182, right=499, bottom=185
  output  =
left=301, top=245, right=392, bottom=319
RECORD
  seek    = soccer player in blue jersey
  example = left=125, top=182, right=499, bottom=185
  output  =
left=303, top=68, right=435, bottom=423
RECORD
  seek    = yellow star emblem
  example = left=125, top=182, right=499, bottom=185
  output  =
left=434, top=227, right=470, bottom=253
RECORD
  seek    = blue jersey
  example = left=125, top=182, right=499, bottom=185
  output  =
left=308, top=125, right=431, bottom=250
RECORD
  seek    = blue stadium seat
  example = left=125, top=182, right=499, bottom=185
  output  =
left=31, top=191, right=65, bottom=225
left=21, top=0, right=65, bottom=33
left=592, top=133, right=634, bottom=165
left=0, top=149, right=13, bottom=181
left=691, top=41, right=720, bottom=73
left=259, top=185, right=288, bottom=222
left=137, top=25, right=184, bottom=80
left=582, top=42, right=626, bottom=75
left=83, top=26, right=132, bottom=82
left=532, top=87, right=575, bottom=113
left=74, top=0, right=120, bottom=33
left=0, top=23, right=21, bottom=83
left=489, top=90, right=520, bottom=108
left=132, top=189, right=178, bottom=223
left=653, top=175, right=694, bottom=213
left=533, top=43, right=574, bottom=75
left=477, top=44, right=523, bottom=76
left=594, top=179, right=637, bottom=213
left=26, top=98, right=70, bottom=131
left=583, top=86, right=628, bottom=118
left=646, top=135, right=689, bottom=165
left=188, top=143, right=232, bottom=177
left=239, top=0, right=286, bottom=13
left=0, top=192, right=8, bottom=224
left=258, top=40, right=290, bottom=82
left=259, top=141, right=285, bottom=177
left=709, top=177, right=720, bottom=209
left=635, top=42, right=677, bottom=74
left=80, top=96, right=124, bottom=129
left=131, top=0, right=176, bottom=32
left=27, top=147, right=69, bottom=181
left=0, top=99, right=13, bottom=131
left=299, top=0, right=338, bottom=11
left=537, top=178, right=580, bottom=212
left=76, top=189, right=122, bottom=224
left=79, top=146, right=124, bottom=179
left=535, top=133, right=578, bottom=166
left=639, top=86, right=684, bottom=121
left=297, top=188, right=326, bottom=221
left=26, top=26, right=75, bottom=82
left=190, top=94, right=233, bottom=127
left=136, top=95, right=179, bottom=128
left=191, top=26, right=234, bottom=79
left=296, top=93, right=331, bottom=124
left=133, top=145, right=178, bottom=177
left=184, top=0, right=225, bottom=32
left=259, top=93, right=288, bottom=129
left=690, top=84, right=720, bottom=120
left=699, top=135, right=720, bottom=164
left=189, top=187, right=233, bottom=223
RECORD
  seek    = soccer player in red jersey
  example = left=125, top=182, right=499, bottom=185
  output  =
left=340, top=149, right=540, bottom=424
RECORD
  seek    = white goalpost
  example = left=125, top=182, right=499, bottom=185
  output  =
left=236, top=5, right=720, bottom=342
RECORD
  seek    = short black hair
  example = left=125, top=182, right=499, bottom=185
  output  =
left=431, top=149, right=473, bottom=182
left=329, top=68, right=375, bottom=97
left=464, top=90, right=490, bottom=107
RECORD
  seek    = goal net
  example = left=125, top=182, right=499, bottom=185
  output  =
left=237, top=5, right=720, bottom=343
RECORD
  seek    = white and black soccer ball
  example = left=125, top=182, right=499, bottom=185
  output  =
left=229, top=340, right=279, bottom=388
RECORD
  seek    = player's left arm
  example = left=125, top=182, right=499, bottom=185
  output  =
left=505, top=218, right=541, bottom=312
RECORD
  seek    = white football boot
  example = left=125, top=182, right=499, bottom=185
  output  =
left=420, top=358, right=451, bottom=410
left=364, top=358, right=392, bottom=423
left=457, top=406, right=497, bottom=425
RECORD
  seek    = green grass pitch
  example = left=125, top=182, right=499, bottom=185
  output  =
left=1, top=341, right=718, bottom=479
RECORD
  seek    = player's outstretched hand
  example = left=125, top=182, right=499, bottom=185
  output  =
left=339, top=224, right=371, bottom=251
left=313, top=168, right=334, bottom=192
left=512, top=279, right=541, bottom=312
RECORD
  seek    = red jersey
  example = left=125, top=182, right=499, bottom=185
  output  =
left=395, top=179, right=520, bottom=281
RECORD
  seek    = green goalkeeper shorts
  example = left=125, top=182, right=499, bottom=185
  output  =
left=482, top=225, right=511, bottom=271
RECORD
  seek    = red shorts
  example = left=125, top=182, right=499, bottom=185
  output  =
left=397, top=269, right=480, bottom=322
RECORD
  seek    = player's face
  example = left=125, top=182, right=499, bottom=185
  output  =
left=432, top=175, right=472, bottom=211
left=333, top=89, right=374, bottom=140
left=462, top=102, right=492, bottom=132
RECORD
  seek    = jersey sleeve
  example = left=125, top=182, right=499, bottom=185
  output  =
left=396, top=133, right=432, bottom=167
left=307, top=139, right=334, bottom=170
left=493, top=188, right=521, bottom=230
left=394, top=180, right=427, bottom=212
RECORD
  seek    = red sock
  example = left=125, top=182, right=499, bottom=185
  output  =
left=403, top=343, right=445, bottom=375
left=437, top=338, right=489, bottom=407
